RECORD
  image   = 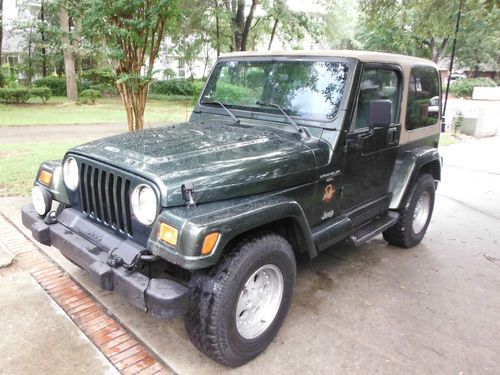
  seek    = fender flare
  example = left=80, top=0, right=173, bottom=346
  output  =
left=150, top=195, right=318, bottom=270
left=389, top=146, right=442, bottom=210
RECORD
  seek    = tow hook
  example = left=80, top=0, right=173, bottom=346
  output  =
left=107, top=249, right=157, bottom=272
left=43, top=203, right=69, bottom=225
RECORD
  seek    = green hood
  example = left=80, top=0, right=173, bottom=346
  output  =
left=70, top=122, right=319, bottom=206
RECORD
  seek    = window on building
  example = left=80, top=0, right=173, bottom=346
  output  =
left=177, top=58, right=185, bottom=78
left=406, top=66, right=440, bottom=130
left=354, top=68, right=400, bottom=130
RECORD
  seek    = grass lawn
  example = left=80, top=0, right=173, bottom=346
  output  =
left=0, top=96, right=193, bottom=126
left=0, top=143, right=77, bottom=196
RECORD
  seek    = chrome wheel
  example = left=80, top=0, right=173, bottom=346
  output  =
left=236, top=264, right=284, bottom=340
left=413, top=191, right=431, bottom=234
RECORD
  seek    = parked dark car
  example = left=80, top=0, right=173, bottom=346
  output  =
left=23, top=50, right=442, bottom=367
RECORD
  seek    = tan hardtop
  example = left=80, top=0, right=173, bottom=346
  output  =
left=220, top=49, right=441, bottom=143
left=220, top=50, right=438, bottom=70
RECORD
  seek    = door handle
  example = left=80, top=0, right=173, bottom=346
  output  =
left=386, top=128, right=398, bottom=145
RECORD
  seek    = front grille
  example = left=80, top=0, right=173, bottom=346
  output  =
left=79, top=162, right=133, bottom=236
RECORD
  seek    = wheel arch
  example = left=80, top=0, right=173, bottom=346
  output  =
left=222, top=216, right=315, bottom=261
left=389, top=147, right=442, bottom=210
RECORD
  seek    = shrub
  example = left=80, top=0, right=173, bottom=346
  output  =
left=452, top=111, right=464, bottom=136
left=89, top=83, right=118, bottom=96
left=150, top=78, right=204, bottom=96
left=163, top=68, right=176, bottom=79
left=31, top=87, right=52, bottom=103
left=0, top=87, right=31, bottom=103
left=148, top=93, right=192, bottom=101
left=450, top=77, right=497, bottom=97
left=79, top=89, right=101, bottom=104
left=80, top=69, right=117, bottom=96
left=34, top=76, right=67, bottom=96
left=211, top=82, right=255, bottom=104
left=80, top=69, right=116, bottom=86
left=0, top=70, right=5, bottom=88
left=191, top=81, right=205, bottom=103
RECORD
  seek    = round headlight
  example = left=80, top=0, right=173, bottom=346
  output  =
left=63, top=157, right=79, bottom=191
left=32, top=186, right=52, bottom=216
left=131, top=184, right=158, bottom=225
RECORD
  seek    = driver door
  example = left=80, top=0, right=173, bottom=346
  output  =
left=340, top=64, right=402, bottom=221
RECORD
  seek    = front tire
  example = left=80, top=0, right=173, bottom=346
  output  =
left=184, top=232, right=296, bottom=367
left=383, top=173, right=436, bottom=248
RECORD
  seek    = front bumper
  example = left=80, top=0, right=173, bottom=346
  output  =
left=21, top=204, right=188, bottom=319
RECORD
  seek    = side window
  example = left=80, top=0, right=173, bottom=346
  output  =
left=406, top=66, right=440, bottom=130
left=354, top=68, right=400, bottom=130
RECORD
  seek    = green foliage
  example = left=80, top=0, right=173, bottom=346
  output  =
left=0, top=70, right=5, bottom=88
left=0, top=86, right=53, bottom=104
left=358, top=0, right=500, bottom=69
left=78, top=89, right=101, bottom=104
left=455, top=1, right=500, bottom=74
left=31, top=87, right=53, bottom=103
left=452, top=111, right=464, bottom=136
left=80, top=69, right=117, bottom=86
left=150, top=79, right=203, bottom=96
left=212, top=82, right=255, bottom=104
left=450, top=77, right=497, bottom=97
left=79, top=69, right=118, bottom=95
left=358, top=0, right=458, bottom=62
left=148, top=93, right=192, bottom=101
left=34, top=76, right=66, bottom=96
left=191, top=81, right=205, bottom=101
left=0, top=88, right=32, bottom=104
left=163, top=68, right=177, bottom=79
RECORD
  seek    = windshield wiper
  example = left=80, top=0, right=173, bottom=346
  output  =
left=255, top=100, right=307, bottom=138
left=201, top=100, right=240, bottom=124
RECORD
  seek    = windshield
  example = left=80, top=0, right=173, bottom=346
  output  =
left=201, top=60, right=349, bottom=122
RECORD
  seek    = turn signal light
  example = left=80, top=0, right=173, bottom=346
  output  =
left=158, top=223, right=178, bottom=246
left=201, top=232, right=220, bottom=255
left=38, top=170, right=53, bottom=186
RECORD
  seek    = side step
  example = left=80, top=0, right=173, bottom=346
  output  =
left=349, top=211, right=399, bottom=247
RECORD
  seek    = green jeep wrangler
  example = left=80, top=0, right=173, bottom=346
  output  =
left=22, top=51, right=442, bottom=367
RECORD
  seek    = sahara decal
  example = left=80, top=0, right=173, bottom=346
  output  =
left=319, top=169, right=342, bottom=181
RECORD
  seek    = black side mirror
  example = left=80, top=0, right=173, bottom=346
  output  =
left=368, top=99, right=392, bottom=128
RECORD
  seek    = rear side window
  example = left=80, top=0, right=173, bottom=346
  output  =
left=406, top=66, right=440, bottom=130
left=354, top=68, right=400, bottom=130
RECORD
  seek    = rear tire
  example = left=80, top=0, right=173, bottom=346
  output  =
left=184, top=232, right=296, bottom=367
left=383, top=173, right=435, bottom=248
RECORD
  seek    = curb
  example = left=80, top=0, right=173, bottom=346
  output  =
left=0, top=213, right=173, bottom=375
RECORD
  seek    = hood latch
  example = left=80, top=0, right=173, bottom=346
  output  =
left=182, top=182, right=196, bottom=208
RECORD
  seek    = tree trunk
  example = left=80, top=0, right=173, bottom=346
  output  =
left=41, top=0, right=47, bottom=76
left=58, top=7, right=77, bottom=101
left=268, top=17, right=279, bottom=50
left=215, top=0, right=221, bottom=56
left=232, top=0, right=246, bottom=51
left=116, top=80, right=148, bottom=132
left=240, top=0, right=259, bottom=51
left=0, top=0, right=3, bottom=65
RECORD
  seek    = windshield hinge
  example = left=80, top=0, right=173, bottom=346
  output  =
left=182, top=182, right=197, bottom=208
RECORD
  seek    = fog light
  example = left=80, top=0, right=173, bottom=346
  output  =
left=158, top=223, right=178, bottom=246
left=32, top=186, right=52, bottom=216
left=201, top=232, right=220, bottom=255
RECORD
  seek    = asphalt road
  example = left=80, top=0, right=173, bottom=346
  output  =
left=1, top=136, right=499, bottom=374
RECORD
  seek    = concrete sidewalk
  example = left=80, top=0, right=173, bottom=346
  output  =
left=0, top=235, right=117, bottom=374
